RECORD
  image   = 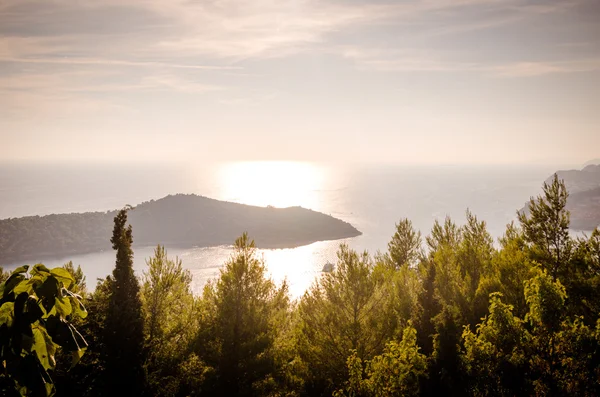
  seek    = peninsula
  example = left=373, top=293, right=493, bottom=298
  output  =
left=0, top=194, right=362, bottom=265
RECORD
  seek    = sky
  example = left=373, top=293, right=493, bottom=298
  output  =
left=0, top=0, right=599, bottom=165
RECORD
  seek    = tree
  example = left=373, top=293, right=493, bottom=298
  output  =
left=297, top=244, right=396, bottom=395
left=61, top=262, right=86, bottom=296
left=195, top=233, right=289, bottom=396
left=419, top=213, right=495, bottom=395
left=335, top=325, right=427, bottom=397
left=477, top=223, right=535, bottom=318
left=518, top=174, right=572, bottom=279
left=463, top=269, right=600, bottom=396
left=141, top=245, right=200, bottom=396
left=385, top=219, right=422, bottom=269
left=0, top=264, right=88, bottom=396
left=103, top=208, right=145, bottom=395
left=462, top=292, right=529, bottom=396
left=0, top=268, right=9, bottom=283
left=54, top=276, right=112, bottom=397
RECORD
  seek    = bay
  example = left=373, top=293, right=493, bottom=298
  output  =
left=0, top=161, right=562, bottom=298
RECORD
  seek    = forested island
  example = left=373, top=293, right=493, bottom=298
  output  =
left=0, top=194, right=361, bottom=265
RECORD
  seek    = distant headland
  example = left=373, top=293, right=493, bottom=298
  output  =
left=0, top=194, right=362, bottom=266
left=521, top=162, right=600, bottom=231
left=549, top=162, right=600, bottom=231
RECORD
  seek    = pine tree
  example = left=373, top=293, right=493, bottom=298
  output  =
left=386, top=218, right=422, bottom=269
left=104, top=208, right=146, bottom=395
left=196, top=233, right=289, bottom=396
left=518, top=174, right=572, bottom=279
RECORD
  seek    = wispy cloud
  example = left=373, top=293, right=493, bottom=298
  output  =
left=491, top=59, right=600, bottom=77
left=0, top=0, right=599, bottom=118
left=342, top=46, right=600, bottom=77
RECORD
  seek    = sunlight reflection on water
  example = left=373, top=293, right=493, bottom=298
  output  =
left=3, top=162, right=557, bottom=300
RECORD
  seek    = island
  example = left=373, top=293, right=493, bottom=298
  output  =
left=0, top=194, right=362, bottom=266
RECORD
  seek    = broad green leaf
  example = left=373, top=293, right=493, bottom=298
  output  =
left=69, top=295, right=88, bottom=319
left=70, top=347, right=87, bottom=369
left=50, top=268, right=74, bottom=289
left=2, top=273, right=26, bottom=298
left=32, top=326, right=56, bottom=370
left=35, top=277, right=60, bottom=313
left=11, top=265, right=29, bottom=275
left=13, top=278, right=35, bottom=295
left=26, top=295, right=44, bottom=324
left=0, top=301, right=14, bottom=326
left=54, top=295, right=72, bottom=318
left=32, top=264, right=51, bottom=277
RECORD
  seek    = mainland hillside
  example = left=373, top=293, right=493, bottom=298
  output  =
left=0, top=194, right=362, bottom=265
left=524, top=162, right=600, bottom=231
left=568, top=186, right=600, bottom=231
left=548, top=163, right=600, bottom=194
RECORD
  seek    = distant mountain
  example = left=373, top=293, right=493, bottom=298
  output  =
left=583, top=158, right=600, bottom=167
left=524, top=165, right=600, bottom=231
left=0, top=194, right=362, bottom=266
left=546, top=164, right=600, bottom=194
left=568, top=186, right=600, bottom=231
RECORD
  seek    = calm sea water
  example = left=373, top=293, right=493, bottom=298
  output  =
left=0, top=162, right=564, bottom=298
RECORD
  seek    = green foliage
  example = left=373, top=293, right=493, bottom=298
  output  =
left=104, top=208, right=146, bottom=395
left=297, top=245, right=397, bottom=394
left=524, top=268, right=567, bottom=332
left=141, top=245, right=199, bottom=396
left=419, top=213, right=497, bottom=394
left=463, top=273, right=600, bottom=396
left=57, top=276, right=112, bottom=397
left=588, top=228, right=600, bottom=275
left=335, top=325, right=427, bottom=397
left=546, top=317, right=600, bottom=396
left=518, top=174, right=572, bottom=279
left=0, top=264, right=88, bottom=397
left=195, top=232, right=290, bottom=396
left=384, top=218, right=422, bottom=269
left=0, top=267, right=9, bottom=283
left=462, top=293, right=528, bottom=396
left=478, top=223, right=534, bottom=318
left=61, top=262, right=86, bottom=296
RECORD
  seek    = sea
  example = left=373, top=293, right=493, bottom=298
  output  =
left=0, top=161, right=571, bottom=299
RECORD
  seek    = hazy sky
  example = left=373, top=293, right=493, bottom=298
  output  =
left=1, top=0, right=599, bottom=165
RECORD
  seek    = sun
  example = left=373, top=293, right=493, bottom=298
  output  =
left=216, top=161, right=325, bottom=210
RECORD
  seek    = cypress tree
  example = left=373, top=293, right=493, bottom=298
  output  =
left=104, top=208, right=146, bottom=395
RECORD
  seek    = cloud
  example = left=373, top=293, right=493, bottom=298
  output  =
left=490, top=59, right=600, bottom=76
left=0, top=0, right=548, bottom=63
left=0, top=0, right=598, bottom=115
left=340, top=45, right=600, bottom=77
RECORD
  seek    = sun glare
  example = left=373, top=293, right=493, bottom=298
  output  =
left=216, top=161, right=325, bottom=210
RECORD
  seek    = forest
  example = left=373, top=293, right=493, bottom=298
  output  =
left=1, top=174, right=599, bottom=397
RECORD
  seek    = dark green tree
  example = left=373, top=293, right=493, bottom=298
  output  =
left=384, top=218, right=422, bottom=269
left=141, top=245, right=201, bottom=396
left=104, top=208, right=146, bottom=395
left=518, top=174, right=572, bottom=279
left=335, top=325, right=427, bottom=397
left=297, top=244, right=397, bottom=395
left=61, top=262, right=86, bottom=296
left=195, top=233, right=289, bottom=396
